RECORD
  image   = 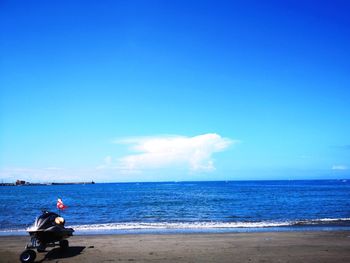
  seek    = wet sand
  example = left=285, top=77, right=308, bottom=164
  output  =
left=1, top=231, right=350, bottom=262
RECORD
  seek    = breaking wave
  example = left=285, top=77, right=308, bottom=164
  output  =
left=1, top=218, right=350, bottom=235
left=69, top=218, right=350, bottom=232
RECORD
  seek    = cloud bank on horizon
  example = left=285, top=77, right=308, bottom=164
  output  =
left=332, top=165, right=348, bottom=171
left=103, top=133, right=236, bottom=173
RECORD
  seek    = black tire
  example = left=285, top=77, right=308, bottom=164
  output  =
left=59, top=239, right=69, bottom=250
left=19, top=249, right=36, bottom=263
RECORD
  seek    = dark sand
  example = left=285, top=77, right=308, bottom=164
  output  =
left=1, top=231, right=350, bottom=262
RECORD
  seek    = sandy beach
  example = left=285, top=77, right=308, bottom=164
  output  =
left=1, top=231, right=350, bottom=263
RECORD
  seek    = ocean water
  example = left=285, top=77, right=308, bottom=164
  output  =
left=1, top=180, right=350, bottom=235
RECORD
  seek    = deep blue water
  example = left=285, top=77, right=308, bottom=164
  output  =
left=1, top=180, right=350, bottom=235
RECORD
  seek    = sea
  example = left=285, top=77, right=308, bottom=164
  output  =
left=1, top=180, right=350, bottom=236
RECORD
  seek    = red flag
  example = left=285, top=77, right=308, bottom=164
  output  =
left=57, top=198, right=68, bottom=210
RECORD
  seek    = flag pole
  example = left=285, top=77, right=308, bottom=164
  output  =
left=57, top=198, right=67, bottom=216
left=57, top=197, right=60, bottom=216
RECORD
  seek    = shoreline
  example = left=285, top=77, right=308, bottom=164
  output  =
left=2, top=225, right=350, bottom=237
left=2, top=226, right=350, bottom=237
left=1, top=231, right=350, bottom=262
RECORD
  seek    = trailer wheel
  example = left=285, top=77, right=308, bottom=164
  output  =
left=20, top=249, right=36, bottom=263
left=59, top=239, right=69, bottom=250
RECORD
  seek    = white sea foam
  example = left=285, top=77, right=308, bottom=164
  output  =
left=0, top=229, right=24, bottom=233
left=1, top=218, right=350, bottom=234
left=68, top=218, right=350, bottom=232
left=70, top=221, right=289, bottom=231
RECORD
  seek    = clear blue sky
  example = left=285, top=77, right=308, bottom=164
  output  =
left=1, top=0, right=349, bottom=182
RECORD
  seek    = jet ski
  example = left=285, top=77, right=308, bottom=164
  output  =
left=20, top=211, right=74, bottom=263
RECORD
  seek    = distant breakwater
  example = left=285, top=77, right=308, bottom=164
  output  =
left=0, top=181, right=95, bottom=186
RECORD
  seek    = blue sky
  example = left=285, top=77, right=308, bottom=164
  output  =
left=1, top=0, right=349, bottom=182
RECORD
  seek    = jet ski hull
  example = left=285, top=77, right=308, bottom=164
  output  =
left=20, top=211, right=75, bottom=262
left=28, top=227, right=74, bottom=244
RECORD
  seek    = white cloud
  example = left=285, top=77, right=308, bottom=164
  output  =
left=332, top=165, right=348, bottom=170
left=104, top=156, right=113, bottom=165
left=112, top=133, right=236, bottom=173
left=44, top=167, right=63, bottom=171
